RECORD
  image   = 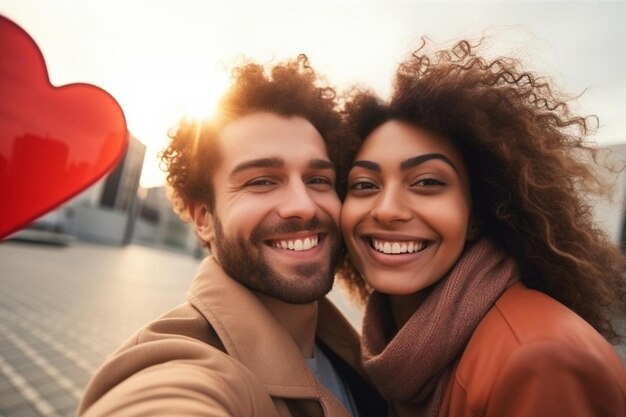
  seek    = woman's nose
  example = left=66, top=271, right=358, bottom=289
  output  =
left=369, top=186, right=413, bottom=224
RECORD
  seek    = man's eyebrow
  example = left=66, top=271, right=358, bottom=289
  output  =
left=230, top=158, right=283, bottom=178
left=351, top=160, right=381, bottom=172
left=400, top=153, right=458, bottom=172
left=309, top=159, right=334, bottom=170
left=229, top=158, right=333, bottom=178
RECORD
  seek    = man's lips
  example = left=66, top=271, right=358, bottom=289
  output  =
left=265, top=233, right=322, bottom=252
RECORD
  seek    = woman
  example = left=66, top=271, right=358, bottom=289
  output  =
left=338, top=40, right=626, bottom=417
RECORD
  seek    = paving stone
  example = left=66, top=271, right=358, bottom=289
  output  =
left=63, top=369, right=90, bottom=387
left=4, top=402, right=40, bottom=417
left=59, top=404, right=79, bottom=417
left=0, top=377, right=12, bottom=391
left=45, top=393, right=77, bottom=413
left=36, top=351, right=64, bottom=363
left=9, top=333, right=38, bottom=345
left=12, top=365, right=46, bottom=383
left=9, top=358, right=37, bottom=371
left=0, top=339, right=16, bottom=350
left=30, top=378, right=65, bottom=397
left=0, top=386, right=26, bottom=410
left=0, top=347, right=23, bottom=361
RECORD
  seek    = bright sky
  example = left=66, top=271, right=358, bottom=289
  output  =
left=2, top=0, right=626, bottom=188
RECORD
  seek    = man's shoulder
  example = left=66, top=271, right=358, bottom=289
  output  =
left=114, top=301, right=226, bottom=355
left=78, top=303, right=256, bottom=416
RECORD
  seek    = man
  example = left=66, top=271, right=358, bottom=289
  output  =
left=77, top=55, right=385, bottom=417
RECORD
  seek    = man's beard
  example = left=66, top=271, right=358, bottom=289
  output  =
left=212, top=215, right=342, bottom=304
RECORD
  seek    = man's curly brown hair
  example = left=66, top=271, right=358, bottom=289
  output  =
left=338, top=39, right=626, bottom=343
left=160, top=54, right=356, bottom=222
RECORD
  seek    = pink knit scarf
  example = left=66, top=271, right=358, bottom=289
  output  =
left=361, top=239, right=519, bottom=417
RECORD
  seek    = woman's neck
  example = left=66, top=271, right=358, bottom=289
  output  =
left=389, top=287, right=434, bottom=330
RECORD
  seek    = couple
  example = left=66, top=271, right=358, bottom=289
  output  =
left=78, top=41, right=626, bottom=417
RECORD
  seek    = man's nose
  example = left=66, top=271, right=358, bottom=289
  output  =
left=276, top=180, right=317, bottom=220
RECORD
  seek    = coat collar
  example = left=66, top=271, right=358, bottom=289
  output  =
left=187, top=256, right=361, bottom=414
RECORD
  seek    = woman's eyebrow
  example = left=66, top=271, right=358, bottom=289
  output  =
left=351, top=160, right=381, bottom=172
left=400, top=153, right=458, bottom=172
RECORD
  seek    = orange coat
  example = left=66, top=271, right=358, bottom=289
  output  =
left=78, top=257, right=384, bottom=417
left=439, top=282, right=626, bottom=417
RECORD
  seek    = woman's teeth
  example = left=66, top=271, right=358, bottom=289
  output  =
left=272, top=236, right=319, bottom=251
left=371, top=238, right=427, bottom=254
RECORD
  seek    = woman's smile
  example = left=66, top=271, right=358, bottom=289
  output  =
left=341, top=120, right=472, bottom=296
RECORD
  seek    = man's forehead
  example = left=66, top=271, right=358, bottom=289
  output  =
left=215, top=112, right=331, bottom=165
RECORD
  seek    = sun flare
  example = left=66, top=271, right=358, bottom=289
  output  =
left=126, top=74, right=230, bottom=189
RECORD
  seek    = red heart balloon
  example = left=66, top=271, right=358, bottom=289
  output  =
left=0, top=16, right=128, bottom=239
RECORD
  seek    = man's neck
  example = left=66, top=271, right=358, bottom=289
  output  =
left=255, top=293, right=319, bottom=358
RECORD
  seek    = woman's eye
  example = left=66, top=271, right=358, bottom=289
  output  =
left=412, top=178, right=445, bottom=187
left=350, top=181, right=378, bottom=191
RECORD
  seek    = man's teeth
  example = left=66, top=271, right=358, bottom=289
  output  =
left=372, top=238, right=427, bottom=254
left=272, top=236, right=319, bottom=251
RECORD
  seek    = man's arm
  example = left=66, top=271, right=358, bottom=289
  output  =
left=79, top=338, right=278, bottom=417
left=78, top=303, right=279, bottom=417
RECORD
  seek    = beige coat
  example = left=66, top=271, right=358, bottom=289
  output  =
left=78, top=257, right=384, bottom=417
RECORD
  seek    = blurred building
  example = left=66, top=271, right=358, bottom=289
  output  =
left=24, top=134, right=145, bottom=245
left=12, top=131, right=203, bottom=256
left=591, top=142, right=626, bottom=250
left=133, top=186, right=201, bottom=255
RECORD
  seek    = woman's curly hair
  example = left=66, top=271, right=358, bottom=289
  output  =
left=338, top=39, right=626, bottom=343
left=160, top=54, right=356, bottom=221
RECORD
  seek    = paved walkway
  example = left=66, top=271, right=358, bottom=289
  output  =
left=0, top=241, right=362, bottom=417
left=0, top=240, right=624, bottom=416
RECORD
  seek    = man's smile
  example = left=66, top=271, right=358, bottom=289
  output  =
left=268, top=233, right=320, bottom=251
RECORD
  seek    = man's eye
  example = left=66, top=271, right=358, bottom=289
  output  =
left=307, top=177, right=334, bottom=191
left=246, top=179, right=275, bottom=187
left=309, top=177, right=332, bottom=185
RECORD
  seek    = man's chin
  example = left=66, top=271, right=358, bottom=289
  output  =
left=272, top=259, right=331, bottom=282
left=266, top=281, right=333, bottom=304
left=261, top=266, right=334, bottom=303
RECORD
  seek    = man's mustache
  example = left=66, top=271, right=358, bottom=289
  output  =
left=251, top=218, right=337, bottom=242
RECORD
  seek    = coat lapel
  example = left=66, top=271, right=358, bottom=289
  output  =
left=187, top=257, right=352, bottom=416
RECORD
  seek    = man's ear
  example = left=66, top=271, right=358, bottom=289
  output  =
left=190, top=203, right=215, bottom=246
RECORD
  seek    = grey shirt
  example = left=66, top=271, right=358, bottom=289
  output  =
left=306, top=344, right=361, bottom=417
